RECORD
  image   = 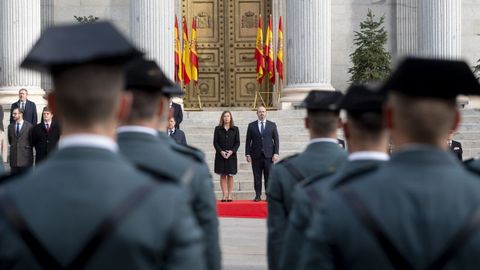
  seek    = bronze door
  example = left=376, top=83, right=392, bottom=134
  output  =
left=183, top=0, right=272, bottom=108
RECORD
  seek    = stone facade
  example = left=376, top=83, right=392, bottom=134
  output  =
left=1, top=0, right=479, bottom=106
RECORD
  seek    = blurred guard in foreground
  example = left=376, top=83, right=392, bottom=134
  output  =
left=118, top=58, right=221, bottom=270
left=0, top=22, right=205, bottom=270
left=302, top=58, right=480, bottom=270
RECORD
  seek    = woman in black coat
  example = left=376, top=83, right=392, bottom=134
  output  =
left=213, top=111, right=240, bottom=202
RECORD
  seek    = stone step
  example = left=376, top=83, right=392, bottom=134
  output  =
left=212, top=179, right=255, bottom=192
left=214, top=190, right=265, bottom=201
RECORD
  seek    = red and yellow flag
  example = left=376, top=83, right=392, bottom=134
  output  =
left=182, top=16, right=192, bottom=86
left=255, top=15, right=265, bottom=83
left=265, top=15, right=275, bottom=84
left=191, top=17, right=199, bottom=83
left=174, top=16, right=182, bottom=82
left=276, top=16, right=284, bottom=81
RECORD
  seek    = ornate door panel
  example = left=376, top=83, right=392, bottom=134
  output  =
left=183, top=0, right=271, bottom=108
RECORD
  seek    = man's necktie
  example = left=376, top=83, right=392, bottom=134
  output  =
left=16, top=123, right=20, bottom=137
left=21, top=102, right=25, bottom=111
left=169, top=129, right=173, bottom=137
left=261, top=121, right=265, bottom=136
left=45, top=123, right=50, bottom=132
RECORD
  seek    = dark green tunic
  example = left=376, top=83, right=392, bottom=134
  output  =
left=302, top=147, right=480, bottom=270
left=266, top=141, right=347, bottom=270
left=118, top=131, right=221, bottom=270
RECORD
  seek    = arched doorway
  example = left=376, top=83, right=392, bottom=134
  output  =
left=182, top=0, right=273, bottom=108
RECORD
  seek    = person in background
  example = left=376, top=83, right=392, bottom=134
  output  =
left=10, top=88, right=38, bottom=125
left=447, top=130, right=463, bottom=161
left=245, top=106, right=280, bottom=201
left=167, top=116, right=187, bottom=145
left=8, top=107, right=33, bottom=174
left=0, top=104, right=6, bottom=165
left=170, top=100, right=183, bottom=129
left=213, top=111, right=240, bottom=202
left=32, top=106, right=61, bottom=164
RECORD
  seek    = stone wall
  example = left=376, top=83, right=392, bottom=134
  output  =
left=49, top=0, right=480, bottom=94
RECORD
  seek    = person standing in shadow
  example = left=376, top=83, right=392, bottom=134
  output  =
left=32, top=106, right=61, bottom=164
left=167, top=116, right=187, bottom=145
left=213, top=111, right=240, bottom=202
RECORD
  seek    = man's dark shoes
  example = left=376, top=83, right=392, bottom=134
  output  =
left=253, top=195, right=261, bottom=202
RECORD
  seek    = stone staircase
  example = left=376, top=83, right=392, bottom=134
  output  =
left=182, top=108, right=480, bottom=200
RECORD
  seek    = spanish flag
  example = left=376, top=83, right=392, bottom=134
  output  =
left=182, top=16, right=192, bottom=86
left=265, top=15, right=275, bottom=84
left=174, top=16, right=182, bottom=82
left=191, top=17, right=199, bottom=83
left=276, top=16, right=284, bottom=81
left=255, top=15, right=265, bottom=83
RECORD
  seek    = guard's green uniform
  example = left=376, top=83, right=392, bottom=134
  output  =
left=266, top=141, right=347, bottom=270
left=280, top=158, right=385, bottom=270
left=118, top=131, right=221, bottom=270
left=0, top=146, right=205, bottom=270
left=302, top=147, right=480, bottom=269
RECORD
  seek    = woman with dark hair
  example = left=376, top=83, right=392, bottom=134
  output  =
left=213, top=111, right=240, bottom=202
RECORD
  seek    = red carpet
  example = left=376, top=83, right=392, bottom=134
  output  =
left=217, top=200, right=267, bottom=219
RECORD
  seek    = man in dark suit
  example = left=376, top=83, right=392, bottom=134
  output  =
left=267, top=91, right=347, bottom=270
left=302, top=58, right=480, bottom=269
left=118, top=58, right=220, bottom=270
left=10, top=88, right=38, bottom=125
left=167, top=116, right=187, bottom=145
left=338, top=138, right=346, bottom=149
left=246, top=106, right=280, bottom=201
left=170, top=101, right=183, bottom=129
left=8, top=107, right=33, bottom=173
left=32, top=106, right=61, bottom=164
left=0, top=22, right=205, bottom=269
left=448, top=130, right=463, bottom=161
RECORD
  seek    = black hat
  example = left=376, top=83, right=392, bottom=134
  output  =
left=380, top=57, right=480, bottom=99
left=340, top=84, right=384, bottom=114
left=125, top=58, right=183, bottom=97
left=300, top=91, right=344, bottom=111
left=21, top=21, right=143, bottom=73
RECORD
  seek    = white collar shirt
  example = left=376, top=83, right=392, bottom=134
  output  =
left=348, top=151, right=390, bottom=161
left=117, top=126, right=158, bottom=137
left=58, top=134, right=118, bottom=152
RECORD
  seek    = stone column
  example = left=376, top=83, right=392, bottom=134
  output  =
left=41, top=0, right=54, bottom=91
left=396, top=0, right=417, bottom=57
left=281, top=0, right=333, bottom=108
left=417, top=0, right=461, bottom=59
left=0, top=0, right=43, bottom=94
left=0, top=0, right=43, bottom=162
left=130, top=0, right=175, bottom=81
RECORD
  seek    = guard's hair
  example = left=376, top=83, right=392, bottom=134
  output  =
left=390, top=93, right=456, bottom=143
left=307, top=110, right=339, bottom=136
left=53, top=64, right=123, bottom=127
left=125, top=89, right=162, bottom=122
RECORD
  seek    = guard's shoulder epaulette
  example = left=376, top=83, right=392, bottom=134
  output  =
left=0, top=169, right=31, bottom=185
left=465, top=158, right=480, bottom=176
left=135, top=164, right=178, bottom=184
left=299, top=166, right=337, bottom=188
left=463, top=158, right=476, bottom=165
left=277, top=153, right=300, bottom=164
left=332, top=164, right=381, bottom=189
left=170, top=143, right=205, bottom=163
